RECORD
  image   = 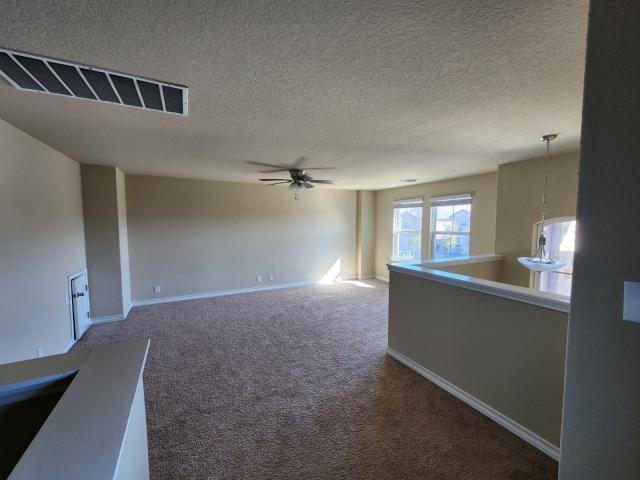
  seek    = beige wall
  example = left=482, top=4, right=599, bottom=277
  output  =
left=0, top=119, right=86, bottom=364
left=495, top=152, right=579, bottom=287
left=375, top=173, right=498, bottom=279
left=388, top=271, right=568, bottom=447
left=560, top=1, right=640, bottom=477
left=116, top=168, right=131, bottom=313
left=356, top=190, right=376, bottom=279
left=437, top=259, right=502, bottom=282
left=126, top=175, right=357, bottom=301
left=81, top=165, right=125, bottom=317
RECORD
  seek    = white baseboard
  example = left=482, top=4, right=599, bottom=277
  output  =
left=375, top=275, right=389, bottom=282
left=91, top=303, right=132, bottom=325
left=91, top=313, right=126, bottom=324
left=132, top=280, right=318, bottom=307
left=63, top=339, right=76, bottom=353
left=386, top=347, right=560, bottom=460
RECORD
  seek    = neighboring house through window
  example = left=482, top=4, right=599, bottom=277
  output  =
left=534, top=218, right=576, bottom=296
left=392, top=198, right=423, bottom=261
left=429, top=194, right=472, bottom=259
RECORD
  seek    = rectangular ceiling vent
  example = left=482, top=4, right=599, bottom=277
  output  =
left=0, top=47, right=188, bottom=116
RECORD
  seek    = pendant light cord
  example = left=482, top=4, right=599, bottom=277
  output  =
left=540, top=137, right=550, bottom=232
left=518, top=133, right=565, bottom=270
left=528, top=134, right=556, bottom=263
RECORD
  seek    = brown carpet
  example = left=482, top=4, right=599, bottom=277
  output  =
left=74, top=280, right=557, bottom=479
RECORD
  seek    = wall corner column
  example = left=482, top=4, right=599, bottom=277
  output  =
left=81, top=165, right=131, bottom=320
left=356, top=190, right=376, bottom=279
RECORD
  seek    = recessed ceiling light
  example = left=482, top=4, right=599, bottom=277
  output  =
left=402, top=179, right=417, bottom=183
left=0, top=47, right=188, bottom=116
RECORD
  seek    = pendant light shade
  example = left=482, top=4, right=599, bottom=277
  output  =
left=517, top=258, right=566, bottom=272
left=517, top=235, right=567, bottom=271
left=517, top=134, right=566, bottom=273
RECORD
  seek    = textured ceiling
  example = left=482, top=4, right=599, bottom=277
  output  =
left=0, top=0, right=588, bottom=190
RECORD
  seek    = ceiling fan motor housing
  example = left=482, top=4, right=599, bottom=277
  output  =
left=289, top=169, right=311, bottom=182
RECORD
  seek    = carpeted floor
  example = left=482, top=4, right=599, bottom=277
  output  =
left=74, top=280, right=558, bottom=479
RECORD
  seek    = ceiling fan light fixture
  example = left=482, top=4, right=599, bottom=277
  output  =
left=289, top=181, right=306, bottom=200
left=288, top=182, right=305, bottom=193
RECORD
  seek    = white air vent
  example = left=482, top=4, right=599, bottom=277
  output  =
left=0, top=48, right=188, bottom=116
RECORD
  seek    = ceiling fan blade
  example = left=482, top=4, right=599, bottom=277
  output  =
left=303, top=182, right=315, bottom=188
left=309, top=179, right=336, bottom=184
left=259, top=178, right=291, bottom=181
left=267, top=181, right=291, bottom=186
left=258, top=168, right=291, bottom=173
left=247, top=161, right=292, bottom=170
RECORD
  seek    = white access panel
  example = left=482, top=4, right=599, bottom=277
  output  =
left=623, top=281, right=640, bottom=323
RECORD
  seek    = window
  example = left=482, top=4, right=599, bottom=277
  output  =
left=392, top=198, right=423, bottom=260
left=535, top=218, right=576, bottom=296
left=429, top=194, right=472, bottom=259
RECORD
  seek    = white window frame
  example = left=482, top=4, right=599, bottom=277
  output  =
left=391, top=198, right=424, bottom=261
left=429, top=193, right=472, bottom=259
left=531, top=216, right=576, bottom=293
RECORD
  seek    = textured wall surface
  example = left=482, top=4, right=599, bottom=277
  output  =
left=126, top=175, right=357, bottom=301
left=0, top=1, right=587, bottom=189
left=0, top=118, right=86, bottom=363
left=495, top=152, right=579, bottom=287
left=559, top=0, right=640, bottom=478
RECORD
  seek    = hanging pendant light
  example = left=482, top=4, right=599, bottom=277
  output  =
left=517, top=134, right=567, bottom=272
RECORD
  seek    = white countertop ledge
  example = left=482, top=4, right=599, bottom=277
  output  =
left=388, top=262, right=570, bottom=313
left=2, top=338, right=150, bottom=480
left=411, top=253, right=504, bottom=268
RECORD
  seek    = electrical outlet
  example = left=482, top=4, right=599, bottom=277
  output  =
left=256, top=274, right=262, bottom=283
left=269, top=274, right=274, bottom=282
left=154, top=285, right=161, bottom=294
left=36, top=346, right=43, bottom=358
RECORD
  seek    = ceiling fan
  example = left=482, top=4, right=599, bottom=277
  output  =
left=249, top=157, right=336, bottom=200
